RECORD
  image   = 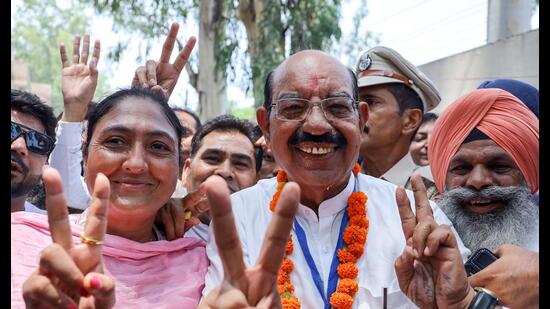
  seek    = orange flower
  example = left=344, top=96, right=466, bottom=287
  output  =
left=337, top=262, right=358, bottom=279
left=281, top=258, right=294, bottom=273
left=278, top=271, right=290, bottom=284
left=278, top=282, right=295, bottom=294
left=350, top=215, right=368, bottom=228
left=277, top=170, right=288, bottom=182
left=337, top=248, right=357, bottom=263
left=336, top=278, right=359, bottom=296
left=286, top=239, right=294, bottom=255
left=353, top=163, right=361, bottom=176
left=347, top=243, right=365, bottom=258
left=329, top=292, right=354, bottom=309
left=282, top=296, right=301, bottom=309
left=343, top=226, right=367, bottom=245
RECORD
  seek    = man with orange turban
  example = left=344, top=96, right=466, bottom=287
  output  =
left=427, top=88, right=539, bottom=308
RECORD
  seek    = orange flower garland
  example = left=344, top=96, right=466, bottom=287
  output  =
left=270, top=164, right=369, bottom=309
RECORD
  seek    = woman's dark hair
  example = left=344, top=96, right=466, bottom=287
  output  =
left=83, top=87, right=184, bottom=157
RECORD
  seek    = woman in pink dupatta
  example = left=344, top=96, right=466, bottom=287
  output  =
left=12, top=71, right=208, bottom=307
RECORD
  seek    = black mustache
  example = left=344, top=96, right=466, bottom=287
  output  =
left=11, top=152, right=29, bottom=174
left=289, top=131, right=346, bottom=147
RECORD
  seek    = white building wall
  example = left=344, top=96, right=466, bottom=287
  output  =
left=419, top=29, right=538, bottom=113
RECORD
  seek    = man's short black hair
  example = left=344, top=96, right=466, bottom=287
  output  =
left=385, top=83, right=424, bottom=115
left=422, top=112, right=438, bottom=123
left=190, top=115, right=261, bottom=172
left=172, top=107, right=202, bottom=132
left=11, top=89, right=57, bottom=141
left=263, top=68, right=359, bottom=113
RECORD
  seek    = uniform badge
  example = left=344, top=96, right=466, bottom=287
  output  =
left=358, top=53, right=372, bottom=71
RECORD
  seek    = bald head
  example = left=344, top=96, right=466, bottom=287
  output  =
left=263, top=50, right=358, bottom=112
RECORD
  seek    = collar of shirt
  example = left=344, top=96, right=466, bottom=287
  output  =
left=296, top=173, right=355, bottom=220
left=381, top=152, right=417, bottom=186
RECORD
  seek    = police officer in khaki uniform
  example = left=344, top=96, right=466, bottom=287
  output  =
left=355, top=46, right=440, bottom=198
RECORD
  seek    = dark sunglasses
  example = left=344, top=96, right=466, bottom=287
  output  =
left=11, top=121, right=55, bottom=156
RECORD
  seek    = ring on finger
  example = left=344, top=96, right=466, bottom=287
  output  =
left=80, top=234, right=104, bottom=245
left=183, top=210, right=192, bottom=221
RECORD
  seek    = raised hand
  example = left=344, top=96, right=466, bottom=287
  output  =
left=470, top=245, right=539, bottom=308
left=60, top=34, right=101, bottom=122
left=132, top=22, right=196, bottom=99
left=157, top=184, right=209, bottom=240
left=22, top=167, right=115, bottom=308
left=198, top=175, right=300, bottom=308
left=394, top=174, right=474, bottom=309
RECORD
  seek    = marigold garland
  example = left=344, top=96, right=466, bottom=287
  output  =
left=270, top=163, right=369, bottom=309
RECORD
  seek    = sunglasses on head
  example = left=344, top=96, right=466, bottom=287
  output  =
left=11, top=121, right=55, bottom=156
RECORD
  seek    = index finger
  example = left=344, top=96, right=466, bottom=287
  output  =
left=82, top=173, right=110, bottom=253
left=159, top=22, right=179, bottom=64
left=43, top=167, right=73, bottom=250
left=410, top=173, right=433, bottom=221
left=257, top=182, right=299, bottom=275
left=396, top=186, right=416, bottom=240
left=205, top=175, right=246, bottom=284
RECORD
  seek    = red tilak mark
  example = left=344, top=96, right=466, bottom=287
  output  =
left=308, top=75, right=319, bottom=89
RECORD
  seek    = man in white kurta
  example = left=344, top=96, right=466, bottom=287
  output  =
left=204, top=174, right=469, bottom=308
left=201, top=50, right=470, bottom=308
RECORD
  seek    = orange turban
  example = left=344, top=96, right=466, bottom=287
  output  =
left=429, top=89, right=539, bottom=193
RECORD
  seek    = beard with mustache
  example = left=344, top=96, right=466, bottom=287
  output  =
left=439, top=183, right=539, bottom=252
left=11, top=153, right=41, bottom=198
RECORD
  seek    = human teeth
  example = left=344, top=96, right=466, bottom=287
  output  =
left=299, top=146, right=333, bottom=154
left=471, top=199, right=491, bottom=204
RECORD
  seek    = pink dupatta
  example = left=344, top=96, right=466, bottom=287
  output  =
left=11, top=212, right=209, bottom=308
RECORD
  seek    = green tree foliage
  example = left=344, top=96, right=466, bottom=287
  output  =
left=12, top=0, right=111, bottom=114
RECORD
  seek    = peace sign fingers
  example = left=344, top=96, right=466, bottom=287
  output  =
left=43, top=166, right=74, bottom=250
left=205, top=175, right=247, bottom=288
left=75, top=173, right=110, bottom=273
left=159, top=22, right=179, bottom=64
left=173, top=36, right=196, bottom=73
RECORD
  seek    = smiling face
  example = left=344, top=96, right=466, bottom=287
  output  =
left=445, top=139, right=524, bottom=214
left=184, top=130, right=257, bottom=194
left=409, top=120, right=435, bottom=166
left=258, top=51, right=368, bottom=194
left=11, top=110, right=48, bottom=198
left=84, top=97, right=179, bottom=219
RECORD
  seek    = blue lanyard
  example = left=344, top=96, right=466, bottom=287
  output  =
left=294, top=206, right=349, bottom=309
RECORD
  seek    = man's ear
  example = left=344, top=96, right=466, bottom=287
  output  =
left=357, top=101, right=369, bottom=130
left=182, top=158, right=191, bottom=186
left=401, top=108, right=422, bottom=135
left=257, top=107, right=271, bottom=144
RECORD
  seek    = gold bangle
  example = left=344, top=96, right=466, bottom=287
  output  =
left=80, top=234, right=104, bottom=245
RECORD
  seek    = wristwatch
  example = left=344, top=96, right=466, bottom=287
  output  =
left=468, top=287, right=500, bottom=309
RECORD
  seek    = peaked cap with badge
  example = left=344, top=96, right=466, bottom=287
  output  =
left=355, top=46, right=441, bottom=112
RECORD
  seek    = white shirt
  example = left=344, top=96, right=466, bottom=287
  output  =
left=381, top=152, right=418, bottom=187
left=203, top=173, right=470, bottom=308
left=49, top=121, right=90, bottom=209
left=24, top=201, right=46, bottom=215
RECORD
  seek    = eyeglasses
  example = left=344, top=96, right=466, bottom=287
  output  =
left=272, top=97, right=358, bottom=122
left=11, top=121, right=55, bottom=156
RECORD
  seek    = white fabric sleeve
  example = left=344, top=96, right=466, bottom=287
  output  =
left=49, top=121, right=90, bottom=209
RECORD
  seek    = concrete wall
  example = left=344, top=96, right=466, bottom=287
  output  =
left=419, top=29, right=538, bottom=113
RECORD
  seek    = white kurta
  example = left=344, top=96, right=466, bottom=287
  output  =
left=49, top=121, right=91, bottom=209
left=24, top=201, right=46, bottom=215
left=203, top=173, right=470, bottom=308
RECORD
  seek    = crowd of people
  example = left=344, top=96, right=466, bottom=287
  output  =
left=11, top=22, right=538, bottom=309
